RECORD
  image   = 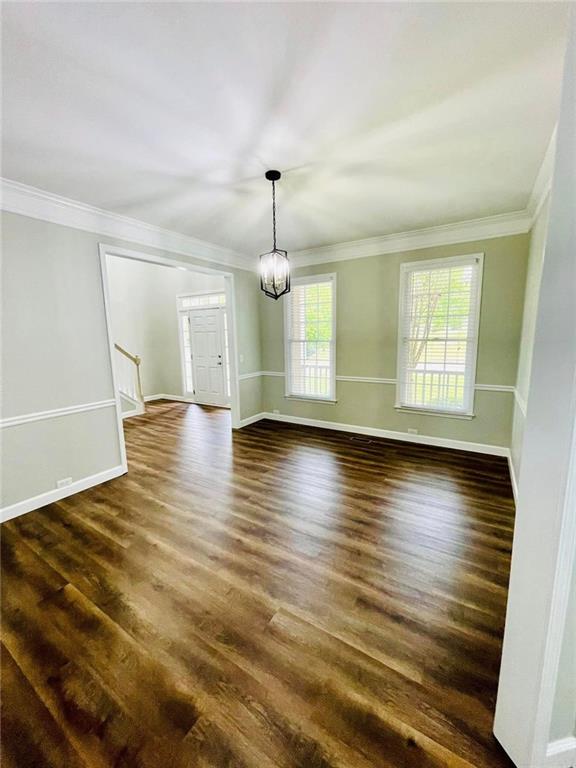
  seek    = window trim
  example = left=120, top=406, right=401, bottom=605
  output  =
left=395, top=253, right=484, bottom=417
left=284, top=273, right=337, bottom=402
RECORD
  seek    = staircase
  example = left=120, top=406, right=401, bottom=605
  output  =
left=115, top=343, right=145, bottom=419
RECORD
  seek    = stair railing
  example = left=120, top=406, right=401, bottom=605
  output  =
left=114, top=343, right=145, bottom=410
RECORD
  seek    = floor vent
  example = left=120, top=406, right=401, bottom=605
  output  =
left=350, top=436, right=373, bottom=444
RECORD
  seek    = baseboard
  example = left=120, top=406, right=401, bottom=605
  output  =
left=507, top=451, right=519, bottom=503
left=238, top=412, right=268, bottom=428
left=238, top=411, right=509, bottom=456
left=1, top=465, right=126, bottom=523
left=121, top=405, right=145, bottom=419
left=546, top=737, right=576, bottom=768
left=144, top=393, right=196, bottom=404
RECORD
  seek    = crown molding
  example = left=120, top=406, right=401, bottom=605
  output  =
left=289, top=126, right=558, bottom=268
left=290, top=209, right=533, bottom=267
left=3, top=125, right=556, bottom=273
left=0, top=178, right=254, bottom=272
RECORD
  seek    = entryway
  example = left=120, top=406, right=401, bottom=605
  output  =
left=99, top=244, right=242, bottom=469
left=177, top=293, right=231, bottom=407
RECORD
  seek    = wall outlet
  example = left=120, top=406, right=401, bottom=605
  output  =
left=239, top=354, right=245, bottom=364
left=56, top=477, right=73, bottom=489
left=273, top=409, right=280, bottom=414
left=407, top=428, right=418, bottom=435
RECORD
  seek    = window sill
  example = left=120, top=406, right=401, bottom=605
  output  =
left=395, top=406, right=474, bottom=420
left=285, top=395, right=338, bottom=404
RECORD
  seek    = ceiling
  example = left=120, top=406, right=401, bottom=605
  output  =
left=1, top=2, right=570, bottom=255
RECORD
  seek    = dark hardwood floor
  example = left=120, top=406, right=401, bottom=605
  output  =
left=1, top=400, right=517, bottom=768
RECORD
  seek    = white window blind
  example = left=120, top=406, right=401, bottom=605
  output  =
left=285, top=275, right=336, bottom=400
left=396, top=254, right=483, bottom=415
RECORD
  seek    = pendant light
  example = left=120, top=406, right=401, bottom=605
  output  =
left=259, top=170, right=290, bottom=300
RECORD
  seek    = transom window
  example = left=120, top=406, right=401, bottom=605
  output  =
left=285, top=274, right=336, bottom=401
left=396, top=254, right=483, bottom=415
left=177, top=292, right=225, bottom=311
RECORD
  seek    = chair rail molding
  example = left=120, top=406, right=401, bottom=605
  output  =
left=0, top=399, right=117, bottom=429
left=239, top=371, right=516, bottom=394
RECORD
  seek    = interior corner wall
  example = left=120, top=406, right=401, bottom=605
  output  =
left=258, top=233, right=529, bottom=450
left=510, top=196, right=550, bottom=479
left=550, top=560, right=576, bottom=743
left=494, top=11, right=576, bottom=763
left=106, top=256, right=225, bottom=398
left=0, top=211, right=261, bottom=515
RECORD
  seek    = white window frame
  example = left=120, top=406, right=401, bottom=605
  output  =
left=284, top=273, right=337, bottom=402
left=395, top=253, right=484, bottom=417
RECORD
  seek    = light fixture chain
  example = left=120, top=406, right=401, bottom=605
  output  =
left=272, top=179, right=277, bottom=250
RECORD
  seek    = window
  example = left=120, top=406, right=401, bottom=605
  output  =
left=177, top=292, right=226, bottom=310
left=285, top=274, right=336, bottom=401
left=396, top=254, right=483, bottom=416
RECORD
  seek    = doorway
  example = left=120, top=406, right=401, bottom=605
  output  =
left=99, top=244, right=242, bottom=473
left=178, top=292, right=231, bottom=407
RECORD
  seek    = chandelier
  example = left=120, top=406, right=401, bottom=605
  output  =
left=259, top=170, right=290, bottom=300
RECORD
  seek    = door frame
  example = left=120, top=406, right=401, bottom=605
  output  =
left=98, top=243, right=242, bottom=472
left=177, top=299, right=231, bottom=407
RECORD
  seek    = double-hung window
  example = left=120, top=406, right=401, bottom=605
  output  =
left=396, top=254, right=483, bottom=416
left=285, top=274, right=336, bottom=401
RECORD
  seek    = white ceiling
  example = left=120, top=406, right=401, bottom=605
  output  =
left=1, top=2, right=569, bottom=255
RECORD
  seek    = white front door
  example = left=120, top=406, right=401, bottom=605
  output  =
left=188, top=307, right=228, bottom=406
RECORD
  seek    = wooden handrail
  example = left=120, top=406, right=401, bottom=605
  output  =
left=114, top=343, right=140, bottom=366
left=114, top=343, right=144, bottom=404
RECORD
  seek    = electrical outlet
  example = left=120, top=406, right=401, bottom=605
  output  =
left=239, top=354, right=245, bottom=364
left=407, top=428, right=418, bottom=435
left=56, top=477, right=72, bottom=489
left=273, top=409, right=280, bottom=414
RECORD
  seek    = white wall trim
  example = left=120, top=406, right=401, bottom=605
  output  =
left=238, top=411, right=509, bottom=457
left=546, top=736, right=576, bottom=767
left=238, top=412, right=267, bottom=428
left=144, top=394, right=198, bottom=404
left=2, top=151, right=554, bottom=276
left=475, top=383, right=515, bottom=393
left=507, top=452, right=519, bottom=504
left=1, top=177, right=253, bottom=272
left=0, top=399, right=116, bottom=429
left=243, top=371, right=516, bottom=394
left=337, top=375, right=397, bottom=385
left=528, top=127, right=557, bottom=224
left=290, top=210, right=533, bottom=267
left=514, top=388, right=528, bottom=417
left=1, top=465, right=126, bottom=523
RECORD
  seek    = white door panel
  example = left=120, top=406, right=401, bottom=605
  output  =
left=188, top=307, right=228, bottom=406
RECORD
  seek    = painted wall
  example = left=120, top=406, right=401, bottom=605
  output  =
left=494, top=13, right=576, bottom=764
left=106, top=256, right=225, bottom=398
left=259, top=233, right=529, bottom=449
left=0, top=211, right=261, bottom=513
left=510, top=197, right=550, bottom=478
left=550, top=559, right=576, bottom=742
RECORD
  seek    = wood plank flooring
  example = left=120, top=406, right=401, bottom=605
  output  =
left=1, top=400, right=517, bottom=767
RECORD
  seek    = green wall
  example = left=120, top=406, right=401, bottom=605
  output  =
left=258, top=233, right=529, bottom=448
left=1, top=211, right=262, bottom=509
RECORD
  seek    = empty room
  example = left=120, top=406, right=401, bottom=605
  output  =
left=1, top=3, right=575, bottom=768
